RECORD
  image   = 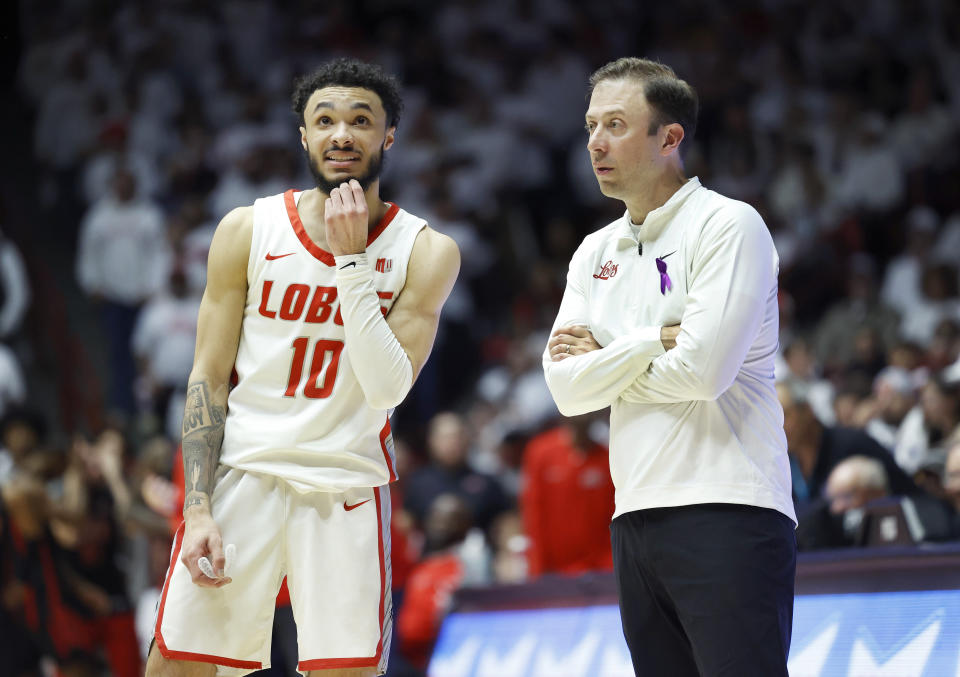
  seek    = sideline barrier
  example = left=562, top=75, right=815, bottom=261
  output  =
left=428, top=544, right=960, bottom=677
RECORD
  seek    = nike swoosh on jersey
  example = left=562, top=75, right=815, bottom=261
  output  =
left=340, top=261, right=357, bottom=269
left=344, top=499, right=372, bottom=511
left=265, top=252, right=295, bottom=260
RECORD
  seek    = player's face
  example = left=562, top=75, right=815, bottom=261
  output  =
left=300, top=86, right=395, bottom=195
left=585, top=78, right=662, bottom=200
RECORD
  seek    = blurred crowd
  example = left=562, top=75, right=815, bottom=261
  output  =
left=3, top=0, right=960, bottom=675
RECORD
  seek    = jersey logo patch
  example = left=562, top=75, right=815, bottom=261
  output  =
left=593, top=260, right=619, bottom=280
left=375, top=257, right=393, bottom=273
left=344, top=499, right=372, bottom=511
left=266, top=252, right=295, bottom=261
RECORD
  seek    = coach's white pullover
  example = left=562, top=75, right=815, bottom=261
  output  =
left=543, top=177, right=796, bottom=524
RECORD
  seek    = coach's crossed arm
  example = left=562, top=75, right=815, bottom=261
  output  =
left=620, top=205, right=773, bottom=404
left=542, top=246, right=675, bottom=417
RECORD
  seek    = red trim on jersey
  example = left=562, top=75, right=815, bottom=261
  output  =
left=380, top=418, right=397, bottom=482
left=284, top=190, right=400, bottom=266
left=366, top=203, right=400, bottom=244
left=154, top=523, right=263, bottom=670
left=296, top=486, right=388, bottom=672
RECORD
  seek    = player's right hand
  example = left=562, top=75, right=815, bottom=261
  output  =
left=181, top=512, right=232, bottom=587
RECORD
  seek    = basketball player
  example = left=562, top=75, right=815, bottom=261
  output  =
left=543, top=57, right=796, bottom=676
left=145, top=58, right=460, bottom=677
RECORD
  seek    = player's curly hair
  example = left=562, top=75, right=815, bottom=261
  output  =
left=291, top=58, right=403, bottom=129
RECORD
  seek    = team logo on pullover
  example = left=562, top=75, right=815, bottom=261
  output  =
left=593, top=260, right=619, bottom=280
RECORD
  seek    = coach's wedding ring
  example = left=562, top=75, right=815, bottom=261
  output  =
left=565, top=344, right=571, bottom=353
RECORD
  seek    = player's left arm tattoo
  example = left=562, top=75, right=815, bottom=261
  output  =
left=181, top=380, right=227, bottom=514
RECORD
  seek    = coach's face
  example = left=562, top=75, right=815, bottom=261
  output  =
left=300, top=86, right=395, bottom=194
left=586, top=78, right=673, bottom=201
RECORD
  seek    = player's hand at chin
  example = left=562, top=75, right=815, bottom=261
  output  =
left=325, top=179, right=369, bottom=255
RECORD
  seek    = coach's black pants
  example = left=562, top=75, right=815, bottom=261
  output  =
left=611, top=503, right=796, bottom=677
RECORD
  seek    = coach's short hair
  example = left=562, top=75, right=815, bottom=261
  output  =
left=292, top=58, right=403, bottom=129
left=589, top=57, right=698, bottom=144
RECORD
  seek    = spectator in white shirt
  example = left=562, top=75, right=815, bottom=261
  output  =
left=166, top=197, right=216, bottom=298
left=76, top=168, right=170, bottom=416
left=207, top=145, right=288, bottom=218
left=880, top=205, right=937, bottom=315
left=777, top=337, right=836, bottom=426
left=522, top=36, right=591, bottom=148
left=816, top=253, right=900, bottom=375
left=0, top=228, right=30, bottom=340
left=894, top=374, right=960, bottom=476
left=864, top=366, right=920, bottom=452
left=33, top=50, right=101, bottom=172
left=834, top=112, right=904, bottom=213
left=76, top=168, right=169, bottom=305
left=81, top=123, right=162, bottom=205
left=890, top=69, right=957, bottom=172
left=132, top=268, right=200, bottom=434
left=898, top=263, right=960, bottom=348
left=933, top=210, right=960, bottom=265
left=0, top=344, right=26, bottom=421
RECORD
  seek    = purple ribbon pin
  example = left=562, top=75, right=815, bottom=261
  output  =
left=656, top=252, right=674, bottom=295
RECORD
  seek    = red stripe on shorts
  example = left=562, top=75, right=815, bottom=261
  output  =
left=297, top=486, right=388, bottom=672
left=298, top=656, right=379, bottom=670
left=374, top=485, right=388, bottom=663
left=154, top=522, right=263, bottom=670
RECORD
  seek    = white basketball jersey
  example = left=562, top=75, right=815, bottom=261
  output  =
left=220, top=189, right=425, bottom=492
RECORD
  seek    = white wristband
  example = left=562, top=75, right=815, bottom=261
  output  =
left=335, top=253, right=369, bottom=274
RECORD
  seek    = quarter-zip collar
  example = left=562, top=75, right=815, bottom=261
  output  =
left=616, top=176, right=702, bottom=251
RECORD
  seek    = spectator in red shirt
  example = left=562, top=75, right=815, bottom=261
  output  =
left=397, top=493, right=476, bottom=669
left=521, top=414, right=615, bottom=577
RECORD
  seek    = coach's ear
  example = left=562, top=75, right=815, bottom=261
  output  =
left=383, top=126, right=396, bottom=151
left=660, top=122, right=684, bottom=157
left=300, top=126, right=308, bottom=151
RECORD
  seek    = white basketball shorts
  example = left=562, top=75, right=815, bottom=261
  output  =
left=154, top=467, right=392, bottom=675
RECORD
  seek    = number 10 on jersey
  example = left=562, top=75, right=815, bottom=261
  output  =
left=285, top=338, right=344, bottom=398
